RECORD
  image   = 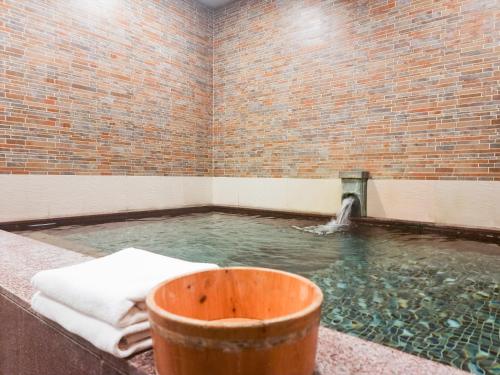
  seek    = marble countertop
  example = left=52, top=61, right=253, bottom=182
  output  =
left=0, top=229, right=467, bottom=375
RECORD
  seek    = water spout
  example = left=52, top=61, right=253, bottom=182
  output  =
left=294, top=195, right=358, bottom=235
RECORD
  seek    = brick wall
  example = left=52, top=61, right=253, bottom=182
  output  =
left=213, top=0, right=500, bottom=180
left=2, top=0, right=499, bottom=180
left=0, top=0, right=213, bottom=175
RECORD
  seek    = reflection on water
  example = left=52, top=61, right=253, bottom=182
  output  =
left=21, top=213, right=500, bottom=374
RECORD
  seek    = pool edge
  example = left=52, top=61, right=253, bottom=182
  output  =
left=1, top=205, right=499, bottom=243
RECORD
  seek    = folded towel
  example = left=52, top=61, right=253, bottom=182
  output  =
left=31, top=248, right=218, bottom=327
left=31, top=292, right=152, bottom=358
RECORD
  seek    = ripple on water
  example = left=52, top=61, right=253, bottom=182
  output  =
left=25, top=213, right=500, bottom=375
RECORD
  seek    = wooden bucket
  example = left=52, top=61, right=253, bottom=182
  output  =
left=146, top=267, right=323, bottom=375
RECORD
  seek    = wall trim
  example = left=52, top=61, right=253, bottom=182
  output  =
left=0, top=175, right=212, bottom=223
left=1, top=176, right=498, bottom=230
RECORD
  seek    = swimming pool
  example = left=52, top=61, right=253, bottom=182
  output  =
left=19, top=212, right=500, bottom=374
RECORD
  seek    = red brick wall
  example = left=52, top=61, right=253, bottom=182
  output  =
left=213, top=0, right=500, bottom=180
left=0, top=0, right=213, bottom=175
left=2, top=0, right=499, bottom=180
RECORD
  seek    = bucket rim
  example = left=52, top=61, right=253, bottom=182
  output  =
left=146, top=266, right=324, bottom=329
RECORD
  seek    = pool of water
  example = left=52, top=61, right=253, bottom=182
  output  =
left=20, top=213, right=499, bottom=374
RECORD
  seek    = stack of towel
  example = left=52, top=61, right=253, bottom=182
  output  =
left=31, top=248, right=218, bottom=358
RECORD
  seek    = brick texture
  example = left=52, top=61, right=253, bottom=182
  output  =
left=213, top=0, right=500, bottom=180
left=0, top=0, right=213, bottom=175
left=1, top=0, right=499, bottom=180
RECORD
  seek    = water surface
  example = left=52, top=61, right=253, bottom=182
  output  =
left=21, top=213, right=500, bottom=374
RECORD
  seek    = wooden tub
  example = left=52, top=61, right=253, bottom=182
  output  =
left=146, top=267, right=323, bottom=375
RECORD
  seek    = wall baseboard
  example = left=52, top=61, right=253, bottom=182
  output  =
left=1, top=175, right=498, bottom=230
left=0, top=175, right=212, bottom=223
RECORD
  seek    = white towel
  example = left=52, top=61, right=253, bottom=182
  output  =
left=31, top=292, right=152, bottom=358
left=31, top=248, right=218, bottom=327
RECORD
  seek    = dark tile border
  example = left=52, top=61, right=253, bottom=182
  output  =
left=1, top=205, right=499, bottom=244
left=0, top=206, right=214, bottom=231
left=352, top=217, right=500, bottom=243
